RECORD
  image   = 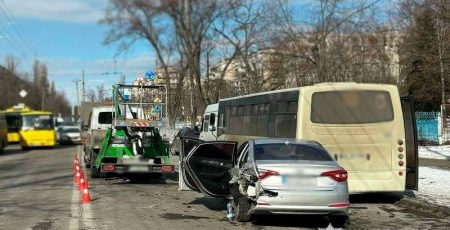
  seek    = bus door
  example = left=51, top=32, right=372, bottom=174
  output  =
left=401, top=96, right=418, bottom=190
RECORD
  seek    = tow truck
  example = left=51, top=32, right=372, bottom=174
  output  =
left=90, top=84, right=174, bottom=178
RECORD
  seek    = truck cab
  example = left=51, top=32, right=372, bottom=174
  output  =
left=199, top=103, right=218, bottom=141
left=83, top=106, right=114, bottom=167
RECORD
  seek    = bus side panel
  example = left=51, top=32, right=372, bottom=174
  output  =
left=401, top=96, right=419, bottom=190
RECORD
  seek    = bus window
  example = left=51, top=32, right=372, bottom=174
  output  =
left=311, top=90, right=394, bottom=124
left=257, top=103, right=270, bottom=136
left=242, top=105, right=254, bottom=135
left=275, top=101, right=298, bottom=138
left=209, top=113, right=216, bottom=127
left=203, top=115, right=210, bottom=132
left=6, top=115, right=20, bottom=132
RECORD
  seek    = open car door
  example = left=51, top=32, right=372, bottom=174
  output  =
left=179, top=137, right=204, bottom=191
left=184, top=141, right=237, bottom=197
left=401, top=96, right=419, bottom=190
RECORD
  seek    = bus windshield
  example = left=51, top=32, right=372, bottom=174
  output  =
left=22, top=115, right=53, bottom=130
left=311, top=90, right=394, bottom=124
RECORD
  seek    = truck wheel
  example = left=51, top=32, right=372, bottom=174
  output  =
left=84, top=149, right=91, bottom=168
left=90, top=152, right=103, bottom=178
left=235, top=196, right=252, bottom=222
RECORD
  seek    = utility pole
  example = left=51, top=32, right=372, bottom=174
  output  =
left=82, top=69, right=85, bottom=102
left=73, top=79, right=81, bottom=120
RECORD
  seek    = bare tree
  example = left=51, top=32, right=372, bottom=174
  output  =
left=102, top=0, right=219, bottom=124
left=276, top=0, right=387, bottom=85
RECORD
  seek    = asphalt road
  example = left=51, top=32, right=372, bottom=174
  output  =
left=0, top=144, right=77, bottom=229
left=0, top=145, right=449, bottom=229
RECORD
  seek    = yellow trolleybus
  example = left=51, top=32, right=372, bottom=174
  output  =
left=3, top=106, right=55, bottom=149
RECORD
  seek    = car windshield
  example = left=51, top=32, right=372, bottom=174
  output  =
left=22, top=114, right=53, bottom=130
left=63, top=128, right=79, bottom=133
left=254, top=143, right=333, bottom=161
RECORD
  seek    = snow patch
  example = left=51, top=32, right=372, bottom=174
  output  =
left=416, top=166, right=450, bottom=207
left=419, top=146, right=450, bottom=160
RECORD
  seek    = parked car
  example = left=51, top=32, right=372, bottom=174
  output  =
left=179, top=138, right=349, bottom=227
left=57, top=126, right=82, bottom=145
left=171, top=127, right=200, bottom=155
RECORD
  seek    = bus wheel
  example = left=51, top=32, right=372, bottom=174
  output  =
left=21, top=146, right=30, bottom=151
left=0, top=141, right=4, bottom=153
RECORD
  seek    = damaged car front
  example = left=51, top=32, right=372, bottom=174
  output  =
left=179, top=137, right=349, bottom=227
left=228, top=139, right=349, bottom=226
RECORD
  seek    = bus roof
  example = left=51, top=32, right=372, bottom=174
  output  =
left=219, top=87, right=299, bottom=102
left=219, top=82, right=397, bottom=102
left=21, top=111, right=52, bottom=115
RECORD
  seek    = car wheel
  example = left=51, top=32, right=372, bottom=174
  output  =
left=329, top=215, right=348, bottom=228
left=235, top=196, right=252, bottom=222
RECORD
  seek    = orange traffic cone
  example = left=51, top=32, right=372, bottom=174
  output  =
left=80, top=188, right=91, bottom=204
left=74, top=171, right=81, bottom=184
left=73, top=159, right=78, bottom=168
left=74, top=165, right=80, bottom=175
left=78, top=178, right=86, bottom=190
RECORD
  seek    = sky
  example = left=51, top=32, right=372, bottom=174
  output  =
left=0, top=0, right=395, bottom=106
left=0, top=0, right=155, bottom=106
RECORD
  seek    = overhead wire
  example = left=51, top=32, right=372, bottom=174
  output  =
left=0, top=0, right=37, bottom=59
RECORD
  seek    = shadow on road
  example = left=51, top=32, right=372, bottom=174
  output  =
left=350, top=192, right=405, bottom=204
left=251, top=214, right=331, bottom=228
left=0, top=146, right=29, bottom=156
left=184, top=197, right=228, bottom=211
left=101, top=174, right=168, bottom=185
left=0, top=144, right=77, bottom=157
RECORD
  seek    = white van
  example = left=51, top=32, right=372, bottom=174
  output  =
left=199, top=103, right=218, bottom=141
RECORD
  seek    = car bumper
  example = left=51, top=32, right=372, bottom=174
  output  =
left=101, top=163, right=175, bottom=174
left=252, top=190, right=349, bottom=215
left=60, top=139, right=82, bottom=144
left=251, top=204, right=348, bottom=215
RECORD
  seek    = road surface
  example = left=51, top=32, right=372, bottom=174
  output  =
left=0, top=145, right=448, bottom=229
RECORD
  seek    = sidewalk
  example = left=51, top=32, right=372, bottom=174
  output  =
left=419, top=145, right=450, bottom=160
left=417, top=145, right=450, bottom=207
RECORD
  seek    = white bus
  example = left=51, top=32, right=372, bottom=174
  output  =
left=199, top=82, right=418, bottom=193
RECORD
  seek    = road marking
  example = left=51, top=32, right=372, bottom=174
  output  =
left=69, top=185, right=80, bottom=230
left=78, top=146, right=95, bottom=230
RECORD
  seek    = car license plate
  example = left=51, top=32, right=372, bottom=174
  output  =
left=282, top=176, right=316, bottom=188
left=129, top=166, right=148, bottom=172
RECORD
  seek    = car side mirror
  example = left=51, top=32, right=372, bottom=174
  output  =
left=209, top=125, right=216, bottom=132
left=217, top=127, right=224, bottom=136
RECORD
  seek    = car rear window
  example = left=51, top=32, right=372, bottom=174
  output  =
left=98, top=112, right=113, bottom=124
left=254, top=143, right=333, bottom=161
left=311, top=90, right=394, bottom=124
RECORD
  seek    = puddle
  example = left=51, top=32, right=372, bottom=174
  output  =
left=160, top=213, right=209, bottom=220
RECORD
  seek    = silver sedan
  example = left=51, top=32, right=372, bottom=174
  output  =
left=180, top=138, right=349, bottom=227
